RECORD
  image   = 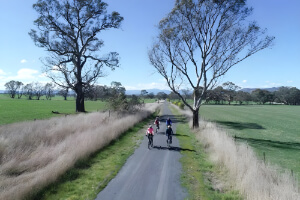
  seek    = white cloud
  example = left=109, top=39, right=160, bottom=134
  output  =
left=262, top=81, right=282, bottom=88
left=20, top=59, right=27, bottom=63
left=0, top=69, right=6, bottom=75
left=52, top=66, right=59, bottom=70
left=287, top=80, right=293, bottom=83
left=16, top=68, right=39, bottom=79
left=242, top=80, right=247, bottom=83
left=39, top=72, right=48, bottom=78
left=0, top=68, right=52, bottom=90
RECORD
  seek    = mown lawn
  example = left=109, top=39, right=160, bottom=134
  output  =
left=0, top=94, right=106, bottom=125
left=199, top=104, right=300, bottom=181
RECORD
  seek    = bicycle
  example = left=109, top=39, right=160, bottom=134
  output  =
left=155, top=123, right=159, bottom=133
left=166, top=134, right=172, bottom=148
left=147, top=134, right=154, bottom=149
left=154, top=117, right=160, bottom=133
left=166, top=125, right=173, bottom=148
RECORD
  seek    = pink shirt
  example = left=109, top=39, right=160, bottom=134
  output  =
left=147, top=127, right=154, bottom=135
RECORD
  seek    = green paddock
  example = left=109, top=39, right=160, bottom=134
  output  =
left=199, top=104, right=300, bottom=182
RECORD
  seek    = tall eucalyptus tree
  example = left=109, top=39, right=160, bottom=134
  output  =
left=149, top=0, right=274, bottom=127
left=29, top=0, right=123, bottom=112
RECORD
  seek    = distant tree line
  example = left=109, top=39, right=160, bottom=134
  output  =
left=204, top=82, right=300, bottom=105
left=4, top=80, right=57, bottom=100
left=166, top=82, right=300, bottom=106
left=5, top=80, right=300, bottom=106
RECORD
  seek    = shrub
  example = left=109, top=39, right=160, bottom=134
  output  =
left=177, top=102, right=185, bottom=109
left=172, top=100, right=184, bottom=109
left=108, top=94, right=144, bottom=113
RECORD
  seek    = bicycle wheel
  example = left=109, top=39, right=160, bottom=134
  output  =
left=167, top=135, right=171, bottom=148
left=148, top=135, right=153, bottom=149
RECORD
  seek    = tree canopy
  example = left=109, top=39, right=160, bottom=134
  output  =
left=29, top=0, right=123, bottom=112
left=149, top=0, right=274, bottom=128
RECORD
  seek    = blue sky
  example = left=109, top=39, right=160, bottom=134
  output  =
left=0, top=0, right=299, bottom=91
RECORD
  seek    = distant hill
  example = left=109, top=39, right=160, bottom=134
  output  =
left=126, top=89, right=171, bottom=95
left=240, top=87, right=281, bottom=93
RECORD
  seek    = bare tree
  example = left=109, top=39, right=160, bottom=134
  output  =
left=29, top=0, right=123, bottom=112
left=4, top=80, right=23, bottom=99
left=17, top=84, right=24, bottom=99
left=24, top=83, right=34, bottom=100
left=33, top=82, right=44, bottom=100
left=44, top=83, right=55, bottom=100
left=58, top=87, right=69, bottom=100
left=148, top=0, right=274, bottom=128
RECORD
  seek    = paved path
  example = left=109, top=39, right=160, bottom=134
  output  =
left=95, top=101, right=187, bottom=200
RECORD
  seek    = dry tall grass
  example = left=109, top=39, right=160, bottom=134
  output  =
left=0, top=103, right=160, bottom=200
left=173, top=104, right=300, bottom=200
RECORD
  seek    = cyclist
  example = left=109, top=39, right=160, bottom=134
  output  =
left=166, top=117, right=172, bottom=127
left=166, top=125, right=174, bottom=146
left=146, top=125, right=154, bottom=148
left=154, top=116, right=160, bottom=132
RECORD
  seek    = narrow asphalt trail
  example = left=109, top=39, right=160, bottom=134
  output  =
left=95, top=101, right=187, bottom=200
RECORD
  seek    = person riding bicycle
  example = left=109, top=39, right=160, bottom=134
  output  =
left=154, top=116, right=160, bottom=131
left=165, top=125, right=173, bottom=144
left=146, top=125, right=154, bottom=147
left=166, top=117, right=172, bottom=127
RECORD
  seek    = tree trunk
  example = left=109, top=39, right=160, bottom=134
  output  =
left=75, top=84, right=85, bottom=112
left=192, top=108, right=199, bottom=128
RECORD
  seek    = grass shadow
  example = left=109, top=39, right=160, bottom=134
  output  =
left=174, top=134, right=190, bottom=137
left=216, top=121, right=265, bottom=130
left=235, top=136, right=300, bottom=150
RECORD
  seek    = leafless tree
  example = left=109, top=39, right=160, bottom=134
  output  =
left=58, top=87, right=69, bottom=100
left=33, top=82, right=44, bottom=100
left=24, top=83, right=34, bottom=100
left=148, top=0, right=274, bottom=128
left=44, top=83, right=55, bottom=100
left=29, top=0, right=123, bottom=112
left=4, top=80, right=23, bottom=99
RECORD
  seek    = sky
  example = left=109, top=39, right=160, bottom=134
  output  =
left=0, top=0, right=299, bottom=91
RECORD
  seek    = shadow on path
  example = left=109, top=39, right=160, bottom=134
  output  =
left=152, top=145, right=196, bottom=152
left=158, top=114, right=186, bottom=124
left=235, top=136, right=300, bottom=150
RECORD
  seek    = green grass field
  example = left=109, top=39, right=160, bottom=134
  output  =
left=199, top=104, right=300, bottom=181
left=0, top=94, right=106, bottom=125
left=0, top=94, right=157, bottom=126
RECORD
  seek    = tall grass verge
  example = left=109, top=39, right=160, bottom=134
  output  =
left=0, top=103, right=161, bottom=200
left=172, top=104, right=299, bottom=200
left=169, top=105, right=241, bottom=200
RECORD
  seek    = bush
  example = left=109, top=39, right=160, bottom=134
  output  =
left=108, top=94, right=144, bottom=113
left=172, top=100, right=184, bottom=109
left=177, top=102, right=185, bottom=109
